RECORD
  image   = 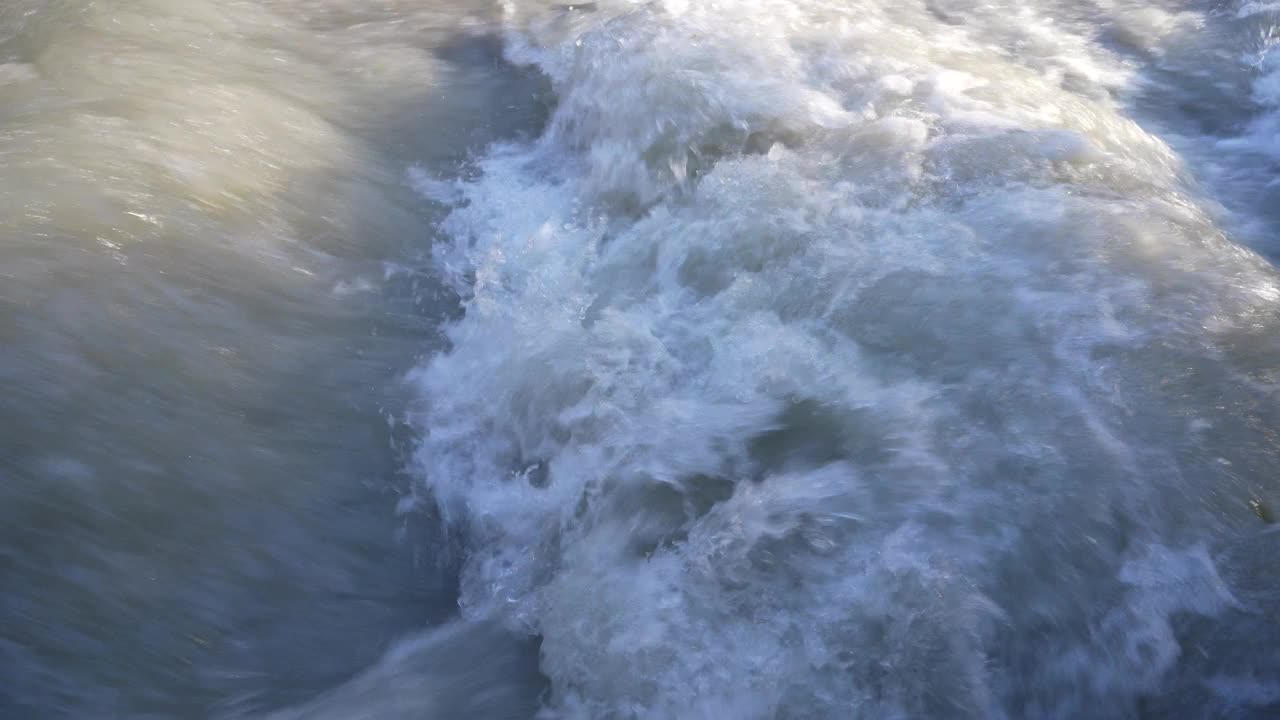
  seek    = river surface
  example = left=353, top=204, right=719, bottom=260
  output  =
left=3, top=1, right=1280, bottom=718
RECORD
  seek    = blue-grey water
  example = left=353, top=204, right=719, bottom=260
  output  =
left=3, top=1, right=1280, bottom=718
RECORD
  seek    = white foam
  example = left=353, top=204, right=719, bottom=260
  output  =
left=407, top=166, right=464, bottom=205
left=410, top=1, right=1280, bottom=716
left=1237, top=2, right=1280, bottom=19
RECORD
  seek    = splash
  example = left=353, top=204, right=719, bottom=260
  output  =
left=409, top=1, right=1280, bottom=717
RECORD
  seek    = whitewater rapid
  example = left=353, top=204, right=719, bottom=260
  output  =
left=403, top=1, right=1280, bottom=718
left=4, top=0, right=1280, bottom=718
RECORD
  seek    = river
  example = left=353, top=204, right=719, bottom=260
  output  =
left=3, top=1, right=1280, bottom=718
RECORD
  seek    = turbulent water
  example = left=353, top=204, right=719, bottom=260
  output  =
left=4, top=0, right=1280, bottom=718
left=1, top=1, right=545, bottom=716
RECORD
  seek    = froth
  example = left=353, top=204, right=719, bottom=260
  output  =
left=410, top=1, right=1280, bottom=716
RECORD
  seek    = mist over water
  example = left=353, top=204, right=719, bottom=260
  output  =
left=3, top=0, right=1280, bottom=718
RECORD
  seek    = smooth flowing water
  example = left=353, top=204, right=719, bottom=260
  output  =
left=3, top=1, right=1280, bottom=718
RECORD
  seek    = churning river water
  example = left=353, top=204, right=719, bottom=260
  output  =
left=3, top=1, right=1280, bottom=718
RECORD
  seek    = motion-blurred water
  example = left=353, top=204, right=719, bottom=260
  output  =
left=4, top=1, right=1280, bottom=718
left=0, top=1, right=546, bottom=716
